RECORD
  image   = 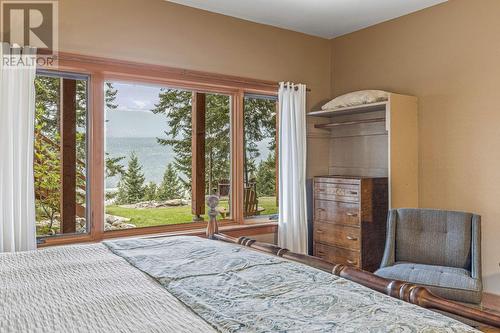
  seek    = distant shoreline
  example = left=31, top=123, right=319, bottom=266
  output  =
left=105, top=136, right=273, bottom=189
left=106, top=137, right=174, bottom=189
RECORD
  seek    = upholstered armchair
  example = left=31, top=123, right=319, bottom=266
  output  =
left=375, top=209, right=482, bottom=304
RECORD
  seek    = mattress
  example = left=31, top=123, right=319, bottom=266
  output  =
left=0, top=243, right=215, bottom=333
left=0, top=236, right=480, bottom=333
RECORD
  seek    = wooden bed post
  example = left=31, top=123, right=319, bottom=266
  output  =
left=203, top=195, right=500, bottom=329
left=206, top=195, right=219, bottom=239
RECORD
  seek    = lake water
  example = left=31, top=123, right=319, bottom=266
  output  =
left=106, top=137, right=273, bottom=190
left=106, top=137, right=175, bottom=189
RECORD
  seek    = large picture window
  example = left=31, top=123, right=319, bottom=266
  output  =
left=36, top=54, right=278, bottom=245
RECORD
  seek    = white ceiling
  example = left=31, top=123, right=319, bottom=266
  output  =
left=166, top=0, right=447, bottom=39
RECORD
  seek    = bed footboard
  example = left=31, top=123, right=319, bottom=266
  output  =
left=205, top=196, right=500, bottom=329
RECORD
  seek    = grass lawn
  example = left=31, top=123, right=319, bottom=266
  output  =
left=106, top=197, right=278, bottom=228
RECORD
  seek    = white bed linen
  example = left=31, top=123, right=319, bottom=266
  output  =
left=0, top=243, right=216, bottom=333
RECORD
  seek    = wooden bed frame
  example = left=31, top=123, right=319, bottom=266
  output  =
left=205, top=196, right=500, bottom=330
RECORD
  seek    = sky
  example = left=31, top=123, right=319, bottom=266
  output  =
left=104, top=80, right=274, bottom=187
left=104, top=80, right=274, bottom=159
left=105, top=81, right=170, bottom=138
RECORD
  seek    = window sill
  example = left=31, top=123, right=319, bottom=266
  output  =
left=104, top=220, right=277, bottom=241
left=38, top=220, right=278, bottom=248
left=244, top=216, right=278, bottom=224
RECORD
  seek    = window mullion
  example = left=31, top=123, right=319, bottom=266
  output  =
left=191, top=92, right=206, bottom=221
left=232, top=91, right=245, bottom=224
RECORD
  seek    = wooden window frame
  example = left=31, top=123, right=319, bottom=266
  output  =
left=38, top=52, right=278, bottom=246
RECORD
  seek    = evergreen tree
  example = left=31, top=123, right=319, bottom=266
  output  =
left=205, top=94, right=231, bottom=193
left=149, top=91, right=276, bottom=200
left=35, top=76, right=60, bottom=138
left=105, top=82, right=118, bottom=110
left=157, top=163, right=184, bottom=200
left=105, top=156, right=125, bottom=178
left=243, top=97, right=277, bottom=185
left=34, top=76, right=89, bottom=225
left=143, top=181, right=158, bottom=201
left=151, top=89, right=193, bottom=188
left=33, top=118, right=61, bottom=228
left=256, top=154, right=276, bottom=197
left=152, top=91, right=236, bottom=193
left=104, top=83, right=126, bottom=178
left=34, top=77, right=61, bottom=226
left=116, top=153, right=146, bottom=204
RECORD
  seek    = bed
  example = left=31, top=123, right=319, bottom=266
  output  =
left=1, top=197, right=499, bottom=332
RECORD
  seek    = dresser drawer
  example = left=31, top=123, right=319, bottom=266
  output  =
left=314, top=182, right=359, bottom=203
left=314, top=200, right=360, bottom=226
left=314, top=222, right=361, bottom=250
left=314, top=243, right=360, bottom=268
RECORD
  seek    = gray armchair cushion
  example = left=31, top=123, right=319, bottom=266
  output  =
left=376, top=262, right=482, bottom=304
left=395, top=209, right=472, bottom=269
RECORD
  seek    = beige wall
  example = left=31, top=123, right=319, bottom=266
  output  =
left=59, top=0, right=332, bottom=178
left=331, top=0, right=500, bottom=294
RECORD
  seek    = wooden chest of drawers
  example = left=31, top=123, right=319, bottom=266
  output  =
left=313, top=176, right=388, bottom=272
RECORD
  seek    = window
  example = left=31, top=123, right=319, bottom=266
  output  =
left=243, top=95, right=278, bottom=221
left=36, top=54, right=279, bottom=245
left=104, top=82, right=232, bottom=231
left=34, top=71, right=89, bottom=238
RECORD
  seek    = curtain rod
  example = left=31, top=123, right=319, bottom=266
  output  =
left=280, top=85, right=312, bottom=92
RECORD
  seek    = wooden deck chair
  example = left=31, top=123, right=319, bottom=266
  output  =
left=244, top=187, right=265, bottom=217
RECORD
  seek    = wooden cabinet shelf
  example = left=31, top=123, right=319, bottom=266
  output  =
left=308, top=101, right=387, bottom=117
left=314, top=117, right=386, bottom=129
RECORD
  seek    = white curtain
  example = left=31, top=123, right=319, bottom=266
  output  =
left=0, top=43, right=37, bottom=252
left=278, top=82, right=308, bottom=254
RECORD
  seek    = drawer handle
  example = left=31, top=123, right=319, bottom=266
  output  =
left=349, top=191, right=358, bottom=195
left=317, top=189, right=326, bottom=192
left=317, top=208, right=326, bottom=212
left=346, top=236, right=358, bottom=241
left=346, top=213, right=358, bottom=217
left=346, top=260, right=358, bottom=265
left=316, top=229, right=325, bottom=234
